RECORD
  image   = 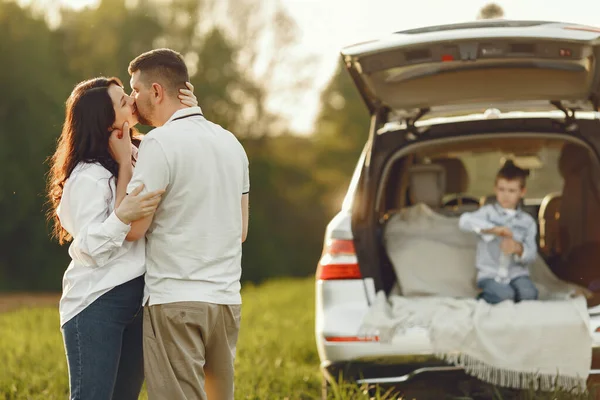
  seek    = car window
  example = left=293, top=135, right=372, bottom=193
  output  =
left=459, top=147, right=563, bottom=199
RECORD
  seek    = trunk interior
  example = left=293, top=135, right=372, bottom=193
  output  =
left=352, top=121, right=600, bottom=307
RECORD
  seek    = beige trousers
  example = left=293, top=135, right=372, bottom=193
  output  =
left=143, top=302, right=241, bottom=400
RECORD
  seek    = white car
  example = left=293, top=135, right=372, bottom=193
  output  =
left=315, top=20, right=600, bottom=397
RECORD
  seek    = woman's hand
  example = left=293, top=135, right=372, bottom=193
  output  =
left=179, top=82, right=198, bottom=107
left=109, top=122, right=133, bottom=165
left=115, top=184, right=165, bottom=224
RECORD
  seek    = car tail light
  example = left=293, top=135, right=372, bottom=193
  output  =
left=325, top=335, right=379, bottom=342
left=316, top=239, right=362, bottom=280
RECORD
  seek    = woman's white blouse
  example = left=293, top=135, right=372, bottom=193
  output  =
left=57, top=162, right=145, bottom=326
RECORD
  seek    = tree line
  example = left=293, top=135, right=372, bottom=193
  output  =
left=0, top=0, right=502, bottom=290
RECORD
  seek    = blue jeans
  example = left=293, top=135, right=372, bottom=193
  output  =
left=62, top=276, right=145, bottom=400
left=478, top=276, right=539, bottom=305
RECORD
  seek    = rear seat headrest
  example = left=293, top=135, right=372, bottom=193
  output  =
left=408, top=164, right=446, bottom=208
left=432, top=158, right=469, bottom=194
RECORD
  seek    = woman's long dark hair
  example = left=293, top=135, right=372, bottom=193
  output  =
left=47, top=77, right=138, bottom=244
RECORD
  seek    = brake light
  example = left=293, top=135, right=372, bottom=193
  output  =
left=559, top=48, right=572, bottom=57
left=325, top=336, right=379, bottom=342
left=318, top=263, right=362, bottom=280
left=317, top=239, right=362, bottom=280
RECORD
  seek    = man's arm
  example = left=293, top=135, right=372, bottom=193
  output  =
left=126, top=215, right=153, bottom=242
left=241, top=145, right=250, bottom=243
left=125, top=137, right=170, bottom=242
left=241, top=194, right=249, bottom=243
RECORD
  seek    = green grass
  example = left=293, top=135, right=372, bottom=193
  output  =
left=0, top=308, right=68, bottom=399
left=0, top=278, right=598, bottom=399
left=0, top=278, right=322, bottom=400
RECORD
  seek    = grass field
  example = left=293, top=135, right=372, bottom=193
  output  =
left=0, top=278, right=598, bottom=399
left=0, top=278, right=321, bottom=400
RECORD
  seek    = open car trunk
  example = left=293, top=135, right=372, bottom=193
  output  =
left=356, top=196, right=600, bottom=387
left=359, top=202, right=594, bottom=391
left=320, top=19, right=600, bottom=393
left=370, top=132, right=600, bottom=305
left=341, top=20, right=600, bottom=119
left=347, top=110, right=600, bottom=304
left=381, top=203, right=586, bottom=301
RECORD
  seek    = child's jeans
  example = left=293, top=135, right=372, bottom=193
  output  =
left=477, top=276, right=538, bottom=304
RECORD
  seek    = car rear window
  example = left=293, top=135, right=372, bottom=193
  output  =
left=459, top=147, right=563, bottom=199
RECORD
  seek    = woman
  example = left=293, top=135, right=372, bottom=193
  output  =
left=46, top=76, right=197, bottom=399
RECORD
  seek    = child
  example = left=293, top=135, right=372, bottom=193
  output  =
left=459, top=160, right=539, bottom=304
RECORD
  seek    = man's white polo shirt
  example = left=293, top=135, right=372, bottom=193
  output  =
left=128, top=107, right=249, bottom=306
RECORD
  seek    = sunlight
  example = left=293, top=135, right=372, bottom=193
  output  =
left=18, top=0, right=99, bottom=10
left=59, top=0, right=98, bottom=9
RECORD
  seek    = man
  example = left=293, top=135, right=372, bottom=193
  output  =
left=124, top=48, right=249, bottom=400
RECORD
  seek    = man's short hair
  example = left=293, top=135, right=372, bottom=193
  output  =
left=128, top=48, right=189, bottom=96
left=496, top=160, right=530, bottom=188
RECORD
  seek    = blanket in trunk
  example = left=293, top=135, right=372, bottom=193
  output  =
left=360, top=204, right=592, bottom=391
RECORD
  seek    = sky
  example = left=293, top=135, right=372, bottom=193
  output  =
left=29, top=0, right=600, bottom=133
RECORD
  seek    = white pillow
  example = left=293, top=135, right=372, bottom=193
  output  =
left=384, top=204, right=479, bottom=298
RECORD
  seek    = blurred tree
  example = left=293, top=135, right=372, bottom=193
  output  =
left=0, top=1, right=72, bottom=289
left=58, top=0, right=162, bottom=82
left=477, top=3, right=505, bottom=20
left=312, top=61, right=370, bottom=213
left=222, top=0, right=315, bottom=137
left=240, top=135, right=329, bottom=281
left=0, top=0, right=326, bottom=290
